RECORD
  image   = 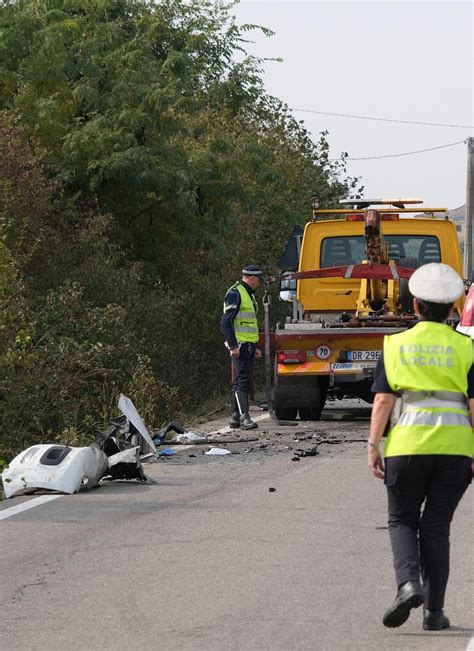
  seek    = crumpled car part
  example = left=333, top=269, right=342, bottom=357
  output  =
left=2, top=444, right=108, bottom=498
left=95, top=394, right=157, bottom=482
left=1, top=394, right=157, bottom=497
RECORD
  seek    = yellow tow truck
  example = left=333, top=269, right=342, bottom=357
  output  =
left=271, top=198, right=465, bottom=420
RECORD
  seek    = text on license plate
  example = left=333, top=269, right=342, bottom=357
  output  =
left=347, top=350, right=381, bottom=361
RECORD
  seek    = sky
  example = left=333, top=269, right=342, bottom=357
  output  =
left=231, top=0, right=473, bottom=210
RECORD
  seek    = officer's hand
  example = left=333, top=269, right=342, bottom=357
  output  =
left=368, top=447, right=385, bottom=480
left=254, top=348, right=262, bottom=359
left=230, top=347, right=240, bottom=358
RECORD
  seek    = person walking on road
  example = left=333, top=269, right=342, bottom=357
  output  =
left=221, top=265, right=263, bottom=430
left=368, top=263, right=473, bottom=631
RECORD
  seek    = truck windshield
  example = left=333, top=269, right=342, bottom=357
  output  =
left=320, top=235, right=441, bottom=268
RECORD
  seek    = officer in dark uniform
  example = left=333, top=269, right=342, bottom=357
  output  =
left=221, top=265, right=263, bottom=430
left=368, top=263, right=473, bottom=630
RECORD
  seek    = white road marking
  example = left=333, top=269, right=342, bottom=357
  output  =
left=0, top=494, right=63, bottom=520
left=466, top=636, right=474, bottom=651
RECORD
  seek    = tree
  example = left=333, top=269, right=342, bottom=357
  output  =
left=0, top=1, right=360, bottom=458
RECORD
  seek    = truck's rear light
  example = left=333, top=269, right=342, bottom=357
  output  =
left=346, top=214, right=364, bottom=221
left=277, top=350, right=307, bottom=364
left=381, top=214, right=399, bottom=220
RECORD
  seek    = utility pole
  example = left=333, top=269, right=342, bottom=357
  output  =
left=464, top=137, right=474, bottom=281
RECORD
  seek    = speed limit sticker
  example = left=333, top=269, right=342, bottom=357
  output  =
left=315, top=345, right=331, bottom=360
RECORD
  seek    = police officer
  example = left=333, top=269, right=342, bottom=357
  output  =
left=221, top=265, right=263, bottom=430
left=368, top=263, right=473, bottom=630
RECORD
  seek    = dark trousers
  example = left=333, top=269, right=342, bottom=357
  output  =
left=385, top=455, right=471, bottom=610
left=231, top=342, right=257, bottom=394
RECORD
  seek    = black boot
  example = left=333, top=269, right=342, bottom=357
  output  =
left=382, top=581, right=425, bottom=628
left=229, top=391, right=240, bottom=428
left=235, top=391, right=258, bottom=430
left=423, top=609, right=450, bottom=630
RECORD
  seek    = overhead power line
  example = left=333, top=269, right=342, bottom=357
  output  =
left=330, top=139, right=466, bottom=162
left=292, top=108, right=473, bottom=130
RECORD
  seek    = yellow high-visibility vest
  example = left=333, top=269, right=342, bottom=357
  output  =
left=223, top=282, right=259, bottom=344
left=383, top=321, right=473, bottom=458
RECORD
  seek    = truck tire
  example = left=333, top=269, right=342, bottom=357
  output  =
left=274, top=402, right=298, bottom=421
left=298, top=377, right=329, bottom=421
left=274, top=361, right=328, bottom=421
left=273, top=361, right=300, bottom=421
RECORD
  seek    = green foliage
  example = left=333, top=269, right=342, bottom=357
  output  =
left=0, top=115, right=183, bottom=459
left=0, top=1, right=361, bottom=460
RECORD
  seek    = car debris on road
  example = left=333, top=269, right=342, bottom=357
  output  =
left=1, top=394, right=157, bottom=498
left=205, top=447, right=232, bottom=456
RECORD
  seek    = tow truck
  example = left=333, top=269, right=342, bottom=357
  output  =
left=267, top=198, right=465, bottom=420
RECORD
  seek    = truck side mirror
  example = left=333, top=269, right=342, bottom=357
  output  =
left=280, top=277, right=296, bottom=291
left=279, top=273, right=296, bottom=302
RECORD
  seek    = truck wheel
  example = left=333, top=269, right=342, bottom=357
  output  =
left=273, top=361, right=298, bottom=420
left=298, top=377, right=329, bottom=421
left=274, top=403, right=298, bottom=421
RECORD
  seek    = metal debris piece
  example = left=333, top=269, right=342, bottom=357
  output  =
left=95, top=394, right=156, bottom=481
left=209, top=437, right=258, bottom=444
left=118, top=394, right=157, bottom=454
left=294, top=446, right=319, bottom=458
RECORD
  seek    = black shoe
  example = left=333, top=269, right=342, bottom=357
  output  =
left=229, top=413, right=240, bottom=429
left=240, top=414, right=258, bottom=430
left=229, top=392, right=240, bottom=429
left=423, top=610, right=450, bottom=631
left=382, top=581, right=425, bottom=628
left=235, top=391, right=258, bottom=430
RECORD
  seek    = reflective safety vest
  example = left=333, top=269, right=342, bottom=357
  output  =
left=383, top=321, right=474, bottom=458
left=223, top=282, right=259, bottom=343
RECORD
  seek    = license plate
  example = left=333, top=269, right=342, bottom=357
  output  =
left=347, top=350, right=381, bottom=361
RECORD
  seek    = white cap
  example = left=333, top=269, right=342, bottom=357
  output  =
left=408, top=263, right=464, bottom=303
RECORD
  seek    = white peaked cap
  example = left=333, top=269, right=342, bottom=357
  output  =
left=408, top=263, right=464, bottom=303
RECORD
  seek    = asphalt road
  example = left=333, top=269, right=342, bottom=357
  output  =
left=1, top=403, right=473, bottom=650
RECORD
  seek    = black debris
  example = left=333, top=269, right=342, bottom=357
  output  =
left=294, top=446, right=319, bottom=458
left=157, top=420, right=187, bottom=438
left=95, top=415, right=148, bottom=481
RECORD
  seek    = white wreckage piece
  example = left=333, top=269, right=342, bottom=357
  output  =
left=1, top=444, right=108, bottom=498
left=118, top=394, right=157, bottom=455
left=1, top=394, right=158, bottom=498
